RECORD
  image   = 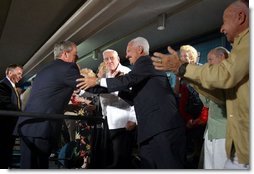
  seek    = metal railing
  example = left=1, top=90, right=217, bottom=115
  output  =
left=0, top=110, right=104, bottom=123
left=0, top=109, right=105, bottom=169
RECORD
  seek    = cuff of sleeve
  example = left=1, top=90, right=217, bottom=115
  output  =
left=100, top=78, right=107, bottom=87
left=177, top=63, right=188, bottom=77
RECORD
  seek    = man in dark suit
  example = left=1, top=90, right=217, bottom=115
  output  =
left=0, top=64, right=23, bottom=168
left=77, top=37, right=186, bottom=169
left=15, top=41, right=81, bottom=169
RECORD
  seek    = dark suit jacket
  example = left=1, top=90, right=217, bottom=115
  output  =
left=0, top=76, right=22, bottom=168
left=105, top=56, right=184, bottom=143
left=0, top=77, right=21, bottom=111
left=16, top=59, right=81, bottom=141
left=0, top=77, right=21, bottom=136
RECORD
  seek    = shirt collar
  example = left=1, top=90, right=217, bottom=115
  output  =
left=6, top=76, right=16, bottom=88
left=232, top=28, right=249, bottom=47
left=107, top=63, right=122, bottom=77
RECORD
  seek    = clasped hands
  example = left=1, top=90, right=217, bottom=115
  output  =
left=76, top=70, right=122, bottom=90
left=151, top=46, right=184, bottom=73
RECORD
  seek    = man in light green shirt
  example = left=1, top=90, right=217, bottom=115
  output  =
left=200, top=47, right=229, bottom=169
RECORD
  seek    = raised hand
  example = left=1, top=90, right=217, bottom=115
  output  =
left=151, top=46, right=182, bottom=73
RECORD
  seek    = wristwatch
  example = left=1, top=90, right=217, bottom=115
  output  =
left=177, top=62, right=188, bottom=77
left=96, top=78, right=101, bottom=85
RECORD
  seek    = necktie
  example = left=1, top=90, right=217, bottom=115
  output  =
left=14, top=87, right=21, bottom=110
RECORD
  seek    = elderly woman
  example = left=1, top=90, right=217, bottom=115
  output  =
left=174, top=45, right=208, bottom=169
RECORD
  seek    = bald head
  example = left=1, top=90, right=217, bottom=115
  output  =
left=240, top=0, right=248, bottom=7
left=220, top=0, right=249, bottom=43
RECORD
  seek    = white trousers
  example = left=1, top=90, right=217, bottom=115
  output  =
left=224, top=154, right=249, bottom=169
left=204, top=131, right=227, bottom=169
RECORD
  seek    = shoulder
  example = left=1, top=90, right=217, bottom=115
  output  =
left=53, top=59, right=77, bottom=68
left=138, top=55, right=151, bottom=62
left=0, top=81, right=8, bottom=89
left=0, top=80, right=11, bottom=93
left=41, top=60, right=78, bottom=73
left=119, top=64, right=131, bottom=73
left=133, top=56, right=152, bottom=68
left=0, top=78, right=11, bottom=88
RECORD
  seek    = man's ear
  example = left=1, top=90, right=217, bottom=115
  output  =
left=65, top=52, right=69, bottom=58
left=138, top=46, right=144, bottom=54
left=238, top=11, right=247, bottom=25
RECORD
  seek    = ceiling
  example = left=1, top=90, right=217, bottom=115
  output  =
left=0, top=0, right=235, bottom=82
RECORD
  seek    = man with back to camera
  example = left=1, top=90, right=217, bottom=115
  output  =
left=15, top=41, right=82, bottom=169
left=151, top=0, right=249, bottom=169
left=77, top=37, right=186, bottom=169
left=0, top=64, right=23, bottom=168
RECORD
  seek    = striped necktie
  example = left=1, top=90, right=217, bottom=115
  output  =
left=14, top=87, right=21, bottom=110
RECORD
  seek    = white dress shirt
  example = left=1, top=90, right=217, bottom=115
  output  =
left=99, top=63, right=137, bottom=129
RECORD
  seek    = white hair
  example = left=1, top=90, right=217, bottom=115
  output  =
left=102, top=49, right=119, bottom=59
left=129, top=37, right=150, bottom=55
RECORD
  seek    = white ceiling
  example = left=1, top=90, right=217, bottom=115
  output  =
left=76, top=0, right=235, bottom=71
left=0, top=0, right=235, bottom=82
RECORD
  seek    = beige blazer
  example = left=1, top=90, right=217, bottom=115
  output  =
left=184, top=29, right=249, bottom=164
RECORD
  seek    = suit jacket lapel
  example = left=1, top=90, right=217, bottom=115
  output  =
left=3, top=77, right=21, bottom=110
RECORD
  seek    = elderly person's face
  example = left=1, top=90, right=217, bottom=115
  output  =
left=220, top=7, right=239, bottom=43
left=126, top=43, right=141, bottom=65
left=180, top=50, right=189, bottom=62
left=103, top=51, right=119, bottom=72
left=180, top=50, right=196, bottom=64
left=207, top=51, right=225, bottom=65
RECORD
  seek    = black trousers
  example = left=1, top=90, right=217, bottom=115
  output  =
left=20, top=137, right=51, bottom=169
left=139, top=127, right=186, bottom=169
left=0, top=117, right=17, bottom=168
left=107, top=128, right=136, bottom=169
left=89, top=119, right=136, bottom=169
left=0, top=135, right=16, bottom=168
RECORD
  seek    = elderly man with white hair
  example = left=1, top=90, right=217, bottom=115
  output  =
left=77, top=37, right=186, bottom=169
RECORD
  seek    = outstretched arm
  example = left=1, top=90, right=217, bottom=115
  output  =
left=76, top=77, right=98, bottom=90
left=152, top=38, right=249, bottom=90
left=151, top=46, right=184, bottom=73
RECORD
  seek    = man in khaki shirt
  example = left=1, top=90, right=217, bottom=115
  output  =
left=152, top=0, right=249, bottom=169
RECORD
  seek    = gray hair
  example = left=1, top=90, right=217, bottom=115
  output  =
left=212, top=46, right=230, bottom=59
left=102, top=49, right=119, bottom=59
left=53, top=41, right=75, bottom=59
left=5, top=64, right=23, bottom=75
left=129, top=37, right=150, bottom=55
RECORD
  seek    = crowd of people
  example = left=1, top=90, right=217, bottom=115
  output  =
left=151, top=0, right=249, bottom=169
left=0, top=0, right=249, bottom=169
